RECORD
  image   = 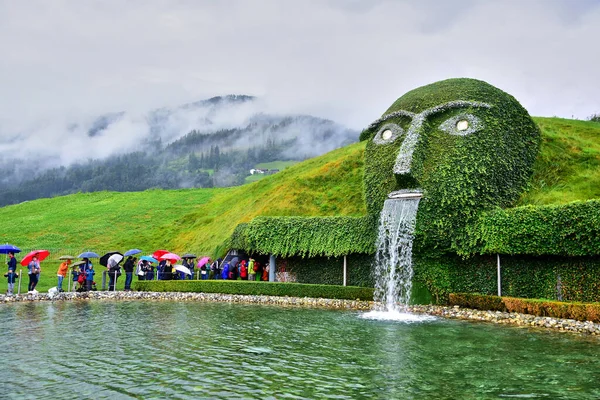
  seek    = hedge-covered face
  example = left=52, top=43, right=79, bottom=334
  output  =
left=361, top=78, right=540, bottom=251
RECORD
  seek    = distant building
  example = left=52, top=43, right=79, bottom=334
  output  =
left=249, top=168, right=280, bottom=175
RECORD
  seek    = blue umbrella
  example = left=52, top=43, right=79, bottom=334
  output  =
left=140, top=255, right=158, bottom=263
left=78, top=251, right=100, bottom=258
left=0, top=244, right=21, bottom=254
left=124, top=249, right=142, bottom=257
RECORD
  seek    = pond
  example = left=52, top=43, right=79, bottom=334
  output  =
left=1, top=301, right=599, bottom=399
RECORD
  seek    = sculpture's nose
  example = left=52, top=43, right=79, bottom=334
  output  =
left=393, top=125, right=421, bottom=176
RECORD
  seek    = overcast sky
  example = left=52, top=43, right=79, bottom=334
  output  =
left=1, top=0, right=599, bottom=131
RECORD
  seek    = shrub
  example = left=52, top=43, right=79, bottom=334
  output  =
left=229, top=215, right=377, bottom=257
left=449, top=293, right=600, bottom=322
left=467, top=200, right=600, bottom=256
left=133, top=280, right=374, bottom=301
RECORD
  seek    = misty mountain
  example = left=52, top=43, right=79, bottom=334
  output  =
left=0, top=95, right=358, bottom=206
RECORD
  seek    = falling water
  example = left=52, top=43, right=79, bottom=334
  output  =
left=372, top=196, right=421, bottom=312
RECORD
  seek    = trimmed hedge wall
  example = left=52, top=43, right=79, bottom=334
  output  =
left=449, top=293, right=600, bottom=322
left=283, top=254, right=374, bottom=287
left=133, top=280, right=374, bottom=301
left=414, top=254, right=600, bottom=304
left=229, top=215, right=377, bottom=258
left=466, top=200, right=600, bottom=256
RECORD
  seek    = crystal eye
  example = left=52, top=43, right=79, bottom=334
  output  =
left=439, top=113, right=483, bottom=136
left=456, top=120, right=469, bottom=131
left=373, top=123, right=403, bottom=145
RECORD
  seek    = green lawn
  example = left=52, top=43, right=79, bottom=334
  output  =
left=518, top=118, right=600, bottom=205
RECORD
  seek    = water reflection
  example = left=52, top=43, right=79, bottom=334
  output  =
left=0, top=301, right=599, bottom=399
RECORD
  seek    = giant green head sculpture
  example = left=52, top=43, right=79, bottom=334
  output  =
left=360, top=78, right=540, bottom=252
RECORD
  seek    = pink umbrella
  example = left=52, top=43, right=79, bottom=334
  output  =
left=197, top=256, right=210, bottom=268
left=159, top=252, right=181, bottom=262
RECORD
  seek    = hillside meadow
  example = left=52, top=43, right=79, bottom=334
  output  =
left=1, top=117, right=600, bottom=292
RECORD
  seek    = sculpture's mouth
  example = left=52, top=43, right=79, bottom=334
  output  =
left=388, top=189, right=423, bottom=200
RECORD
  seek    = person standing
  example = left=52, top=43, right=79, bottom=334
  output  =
left=123, top=256, right=135, bottom=291
left=57, top=259, right=71, bottom=292
left=200, top=258, right=210, bottom=280
left=71, top=265, right=80, bottom=292
left=136, top=259, right=146, bottom=281
left=107, top=257, right=121, bottom=291
left=145, top=261, right=155, bottom=281
left=183, top=257, right=195, bottom=280
left=27, top=255, right=41, bottom=293
left=247, top=258, right=256, bottom=282
left=6, top=252, right=18, bottom=295
left=86, top=264, right=95, bottom=291
left=212, top=258, right=222, bottom=280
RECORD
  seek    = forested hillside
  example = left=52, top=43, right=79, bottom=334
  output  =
left=0, top=96, right=357, bottom=206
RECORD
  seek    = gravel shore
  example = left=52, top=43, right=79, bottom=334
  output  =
left=2, top=291, right=599, bottom=336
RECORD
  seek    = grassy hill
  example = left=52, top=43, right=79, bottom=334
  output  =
left=0, top=141, right=366, bottom=257
left=1, top=117, right=599, bottom=292
left=518, top=117, right=600, bottom=205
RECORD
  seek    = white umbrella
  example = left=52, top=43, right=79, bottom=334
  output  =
left=108, top=253, right=124, bottom=267
left=174, top=265, right=192, bottom=276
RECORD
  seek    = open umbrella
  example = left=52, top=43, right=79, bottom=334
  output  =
left=197, top=256, right=210, bottom=268
left=174, top=265, right=192, bottom=276
left=107, top=253, right=124, bottom=267
left=181, top=253, right=197, bottom=259
left=152, top=250, right=170, bottom=260
left=124, top=249, right=142, bottom=257
left=140, top=255, right=158, bottom=263
left=71, top=260, right=86, bottom=267
left=159, top=253, right=181, bottom=262
left=20, top=250, right=50, bottom=266
left=230, top=257, right=239, bottom=267
left=59, top=255, right=76, bottom=260
left=78, top=251, right=100, bottom=258
left=0, top=244, right=21, bottom=254
left=100, top=251, right=123, bottom=267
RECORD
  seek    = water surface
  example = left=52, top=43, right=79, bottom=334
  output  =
left=1, top=301, right=599, bottom=399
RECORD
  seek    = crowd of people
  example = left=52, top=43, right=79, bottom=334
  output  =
left=134, top=257, right=270, bottom=282
left=5, top=251, right=271, bottom=295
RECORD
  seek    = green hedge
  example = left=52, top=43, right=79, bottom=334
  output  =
left=466, top=200, right=600, bottom=256
left=449, top=293, right=600, bottom=322
left=229, top=215, right=377, bottom=257
left=283, top=254, right=374, bottom=287
left=133, top=280, right=374, bottom=300
left=414, top=254, right=600, bottom=304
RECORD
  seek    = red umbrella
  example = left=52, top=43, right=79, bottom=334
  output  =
left=20, top=250, right=50, bottom=266
left=159, top=252, right=181, bottom=262
left=152, top=249, right=169, bottom=260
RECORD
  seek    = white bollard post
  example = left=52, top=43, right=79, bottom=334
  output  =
left=343, top=255, right=347, bottom=287
left=18, top=268, right=22, bottom=295
left=497, top=254, right=502, bottom=297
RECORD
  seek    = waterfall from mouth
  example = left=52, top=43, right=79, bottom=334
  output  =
left=373, top=196, right=421, bottom=312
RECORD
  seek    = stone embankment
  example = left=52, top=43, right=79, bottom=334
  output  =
left=408, top=305, right=600, bottom=336
left=1, top=291, right=599, bottom=336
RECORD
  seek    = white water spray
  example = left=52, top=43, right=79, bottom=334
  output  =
left=373, top=196, right=421, bottom=312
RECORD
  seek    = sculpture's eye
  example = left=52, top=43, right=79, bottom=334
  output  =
left=439, top=113, right=483, bottom=136
left=373, top=123, right=403, bottom=145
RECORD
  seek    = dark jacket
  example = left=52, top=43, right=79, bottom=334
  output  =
left=123, top=258, right=135, bottom=273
